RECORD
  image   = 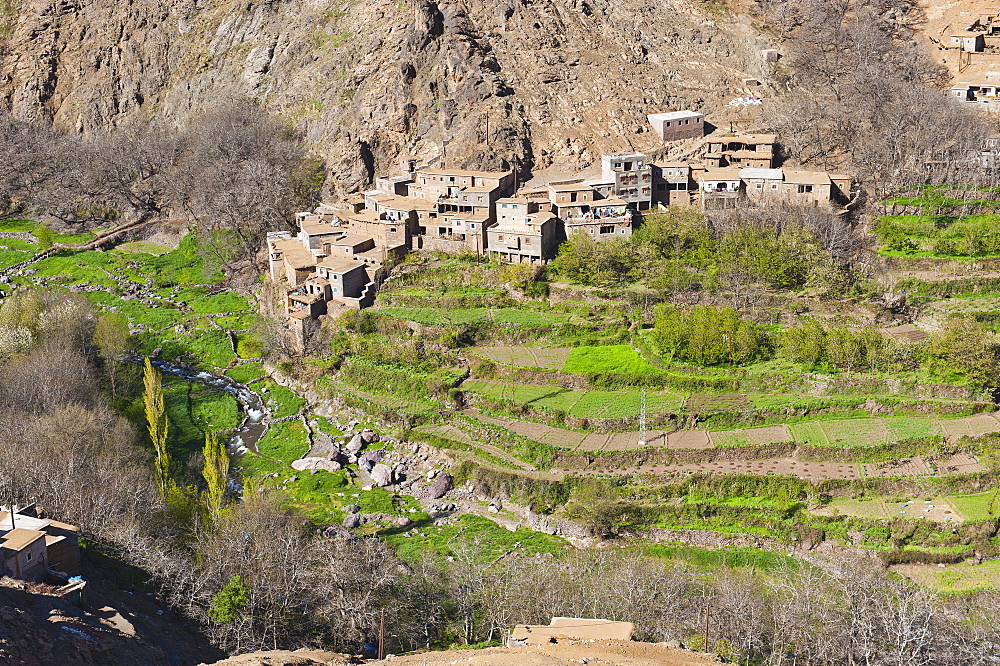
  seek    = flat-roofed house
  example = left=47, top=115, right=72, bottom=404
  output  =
left=411, top=167, right=514, bottom=201
left=268, top=233, right=319, bottom=288
left=705, top=134, right=777, bottom=168
left=652, top=162, right=693, bottom=207
left=647, top=110, right=706, bottom=141
left=696, top=167, right=743, bottom=209
left=0, top=507, right=81, bottom=580
left=781, top=170, right=836, bottom=205
left=488, top=198, right=559, bottom=264
left=740, top=167, right=785, bottom=199
left=563, top=197, right=633, bottom=241
left=601, top=152, right=653, bottom=210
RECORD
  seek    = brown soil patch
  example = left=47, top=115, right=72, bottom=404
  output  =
left=575, top=457, right=860, bottom=480
left=667, top=431, right=714, bottom=449
left=380, top=640, right=719, bottom=665
left=940, top=413, right=1000, bottom=439
left=709, top=425, right=791, bottom=447
left=471, top=346, right=571, bottom=370
left=880, top=324, right=930, bottom=343
left=686, top=394, right=750, bottom=411
left=932, top=452, right=984, bottom=475
left=866, top=457, right=934, bottom=478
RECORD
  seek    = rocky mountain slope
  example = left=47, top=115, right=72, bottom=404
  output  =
left=0, top=0, right=772, bottom=191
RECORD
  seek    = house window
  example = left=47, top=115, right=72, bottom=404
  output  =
left=614, top=163, right=621, bottom=169
left=798, top=184, right=814, bottom=193
left=600, top=225, right=614, bottom=234
left=333, top=287, right=338, bottom=294
left=498, top=235, right=503, bottom=241
left=755, top=183, right=763, bottom=190
left=390, top=227, right=396, bottom=232
left=770, top=183, right=779, bottom=190
left=570, top=192, right=578, bottom=202
left=470, top=223, right=476, bottom=229
left=438, top=227, right=448, bottom=235
left=525, top=238, right=531, bottom=245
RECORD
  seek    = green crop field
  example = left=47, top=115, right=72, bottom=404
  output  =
left=376, top=306, right=572, bottom=327
left=461, top=379, right=684, bottom=417
left=895, top=560, right=1000, bottom=593
left=562, top=344, right=661, bottom=375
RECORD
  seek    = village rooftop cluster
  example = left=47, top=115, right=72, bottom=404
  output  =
left=268, top=115, right=854, bottom=347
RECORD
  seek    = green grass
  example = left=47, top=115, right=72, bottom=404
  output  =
left=256, top=420, right=310, bottom=463
left=380, top=513, right=568, bottom=562
left=461, top=379, right=683, bottom=417
left=257, top=380, right=307, bottom=418
left=643, top=544, right=799, bottom=570
left=376, top=306, right=571, bottom=327
left=563, top=345, right=661, bottom=375
left=226, top=363, right=268, bottom=384
left=949, top=492, right=999, bottom=521
left=898, top=559, right=1000, bottom=593
left=115, top=240, right=173, bottom=255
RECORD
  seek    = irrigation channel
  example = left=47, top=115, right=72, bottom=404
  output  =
left=144, top=358, right=272, bottom=458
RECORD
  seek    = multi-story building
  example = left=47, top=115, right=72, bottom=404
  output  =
left=487, top=198, right=560, bottom=264
left=704, top=134, right=777, bottom=168
left=599, top=152, right=653, bottom=211
left=651, top=163, right=694, bottom=207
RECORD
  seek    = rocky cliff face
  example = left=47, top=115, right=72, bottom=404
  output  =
left=0, top=0, right=771, bottom=191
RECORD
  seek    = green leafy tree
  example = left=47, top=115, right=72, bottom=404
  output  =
left=33, top=225, right=52, bottom=250
left=653, top=304, right=766, bottom=366
left=208, top=574, right=250, bottom=624
left=143, top=357, right=171, bottom=497
left=923, top=316, right=1000, bottom=389
left=780, top=320, right=827, bottom=369
left=93, top=312, right=130, bottom=398
left=202, top=430, right=229, bottom=520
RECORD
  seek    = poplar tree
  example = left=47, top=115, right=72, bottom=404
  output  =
left=143, top=357, right=171, bottom=497
left=202, top=429, right=229, bottom=520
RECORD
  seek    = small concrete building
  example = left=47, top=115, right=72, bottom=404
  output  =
left=647, top=110, right=706, bottom=142
left=951, top=33, right=986, bottom=52
left=0, top=507, right=81, bottom=581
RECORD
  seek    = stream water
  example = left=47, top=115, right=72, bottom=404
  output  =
left=145, top=359, right=272, bottom=457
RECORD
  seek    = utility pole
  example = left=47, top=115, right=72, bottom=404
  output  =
left=378, top=608, right=386, bottom=659
left=703, top=596, right=711, bottom=653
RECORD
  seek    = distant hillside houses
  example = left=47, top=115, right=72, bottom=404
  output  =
left=267, top=129, right=855, bottom=347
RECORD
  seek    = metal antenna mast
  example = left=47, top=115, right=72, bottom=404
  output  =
left=638, top=387, right=647, bottom=446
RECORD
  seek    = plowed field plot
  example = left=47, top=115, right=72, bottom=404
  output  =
left=789, top=417, right=946, bottom=447
left=709, top=425, right=792, bottom=447
left=685, top=394, right=751, bottom=411
left=865, top=456, right=934, bottom=477
left=932, top=452, right=984, bottom=475
left=470, top=346, right=571, bottom=370
left=569, top=458, right=861, bottom=480
left=812, top=497, right=962, bottom=522
left=940, top=413, right=1000, bottom=439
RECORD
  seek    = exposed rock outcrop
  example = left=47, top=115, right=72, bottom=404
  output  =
left=0, top=0, right=772, bottom=189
